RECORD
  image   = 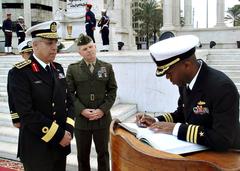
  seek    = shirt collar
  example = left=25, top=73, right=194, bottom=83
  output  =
left=84, top=59, right=96, bottom=66
left=33, top=54, right=50, bottom=69
left=188, top=60, right=202, bottom=90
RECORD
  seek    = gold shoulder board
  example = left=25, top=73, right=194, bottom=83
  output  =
left=14, top=59, right=32, bottom=69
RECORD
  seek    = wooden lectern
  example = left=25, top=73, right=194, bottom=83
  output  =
left=110, top=119, right=240, bottom=171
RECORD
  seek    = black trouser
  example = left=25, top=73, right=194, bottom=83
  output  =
left=86, top=29, right=95, bottom=43
left=4, top=32, right=12, bottom=47
left=23, top=156, right=66, bottom=171
left=101, top=27, right=109, bottom=45
left=75, top=128, right=110, bottom=171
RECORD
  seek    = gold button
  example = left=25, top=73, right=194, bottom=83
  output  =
left=66, top=89, right=68, bottom=93
left=52, top=103, right=55, bottom=107
left=66, top=108, right=68, bottom=112
left=53, top=112, right=56, bottom=115
left=65, top=100, right=67, bottom=103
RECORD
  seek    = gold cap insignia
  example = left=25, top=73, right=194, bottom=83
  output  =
left=50, top=22, right=57, bottom=32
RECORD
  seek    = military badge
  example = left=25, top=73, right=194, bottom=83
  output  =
left=50, top=22, right=57, bottom=32
left=193, top=100, right=209, bottom=115
left=98, top=70, right=103, bottom=78
left=101, top=67, right=107, bottom=77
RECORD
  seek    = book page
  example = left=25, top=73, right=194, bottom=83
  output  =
left=122, top=122, right=208, bottom=154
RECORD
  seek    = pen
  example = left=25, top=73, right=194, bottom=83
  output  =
left=141, top=111, right=146, bottom=121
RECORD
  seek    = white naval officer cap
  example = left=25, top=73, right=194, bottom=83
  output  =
left=101, top=9, right=107, bottom=13
left=18, top=16, right=24, bottom=20
left=25, top=21, right=59, bottom=39
left=17, top=39, right=33, bottom=53
left=149, top=35, right=200, bottom=77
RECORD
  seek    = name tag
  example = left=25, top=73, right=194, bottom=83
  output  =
left=34, top=80, right=42, bottom=84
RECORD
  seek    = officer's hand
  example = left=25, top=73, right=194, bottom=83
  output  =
left=81, top=109, right=95, bottom=119
left=59, top=131, right=72, bottom=147
left=135, top=113, right=155, bottom=128
left=89, top=109, right=104, bottom=120
left=149, top=122, right=176, bottom=135
left=13, top=122, right=21, bottom=128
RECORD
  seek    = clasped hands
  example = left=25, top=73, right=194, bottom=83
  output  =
left=59, top=130, right=72, bottom=147
left=81, top=108, right=104, bottom=120
left=136, top=113, right=176, bottom=135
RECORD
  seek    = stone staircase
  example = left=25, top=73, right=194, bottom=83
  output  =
left=206, top=50, right=240, bottom=94
left=0, top=54, right=137, bottom=171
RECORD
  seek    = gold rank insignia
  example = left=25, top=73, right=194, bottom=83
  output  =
left=42, top=126, right=49, bottom=133
left=186, top=124, right=200, bottom=143
left=199, top=131, right=204, bottom=137
left=14, top=59, right=31, bottom=69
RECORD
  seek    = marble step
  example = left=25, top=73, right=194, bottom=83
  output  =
left=207, top=60, right=240, bottom=65
left=209, top=64, right=240, bottom=70
left=0, top=102, right=10, bottom=113
left=207, top=54, right=240, bottom=60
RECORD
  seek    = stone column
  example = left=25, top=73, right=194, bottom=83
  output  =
left=172, top=0, right=181, bottom=28
left=162, top=0, right=175, bottom=30
left=24, top=0, right=31, bottom=28
left=52, top=0, right=59, bottom=20
left=113, top=0, right=123, bottom=27
left=0, top=0, right=3, bottom=24
left=126, top=0, right=135, bottom=49
left=184, top=0, right=193, bottom=28
left=215, top=0, right=226, bottom=27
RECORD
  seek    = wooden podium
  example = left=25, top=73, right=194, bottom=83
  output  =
left=110, top=119, right=240, bottom=171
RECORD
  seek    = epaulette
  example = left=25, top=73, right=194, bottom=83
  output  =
left=14, top=60, right=31, bottom=69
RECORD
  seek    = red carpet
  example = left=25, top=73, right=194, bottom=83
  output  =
left=0, top=158, right=23, bottom=171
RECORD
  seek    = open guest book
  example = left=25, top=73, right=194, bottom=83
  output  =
left=119, top=122, right=208, bottom=154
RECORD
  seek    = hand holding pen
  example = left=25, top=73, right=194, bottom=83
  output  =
left=136, top=111, right=156, bottom=128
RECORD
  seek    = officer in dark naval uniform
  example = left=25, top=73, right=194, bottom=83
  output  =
left=98, top=9, right=110, bottom=52
left=85, top=4, right=96, bottom=43
left=136, top=35, right=240, bottom=151
left=16, top=16, right=26, bottom=44
left=2, top=13, right=13, bottom=54
left=8, top=39, right=33, bottom=129
left=7, top=21, right=74, bottom=171
left=66, top=34, right=117, bottom=171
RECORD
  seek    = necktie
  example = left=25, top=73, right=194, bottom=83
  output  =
left=186, top=85, right=191, bottom=95
left=88, top=63, right=94, bottom=73
left=45, top=65, right=54, bottom=85
left=45, top=65, right=52, bottom=74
